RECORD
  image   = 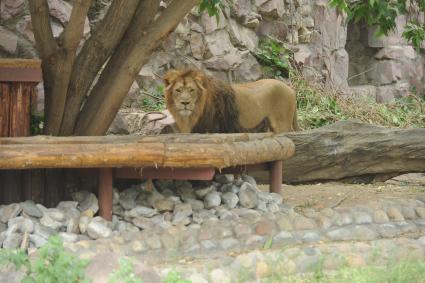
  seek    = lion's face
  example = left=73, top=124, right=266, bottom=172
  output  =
left=168, top=77, right=202, bottom=117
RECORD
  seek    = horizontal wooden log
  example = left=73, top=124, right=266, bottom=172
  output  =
left=0, top=59, right=42, bottom=82
left=0, top=133, right=294, bottom=170
left=282, top=121, right=425, bottom=183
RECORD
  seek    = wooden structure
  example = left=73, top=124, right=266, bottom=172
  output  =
left=0, top=59, right=42, bottom=137
left=0, top=59, right=42, bottom=204
left=0, top=133, right=295, bottom=220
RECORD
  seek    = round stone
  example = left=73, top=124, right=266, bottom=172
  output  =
left=214, top=174, right=235, bottom=184
left=21, top=200, right=43, bottom=218
left=401, top=207, right=416, bottom=219
left=0, top=203, right=22, bottom=223
left=87, top=220, right=112, bottom=239
left=126, top=206, right=158, bottom=218
left=387, top=207, right=405, bottom=221
left=221, top=192, right=239, bottom=209
left=204, top=191, right=221, bottom=209
left=8, top=216, right=34, bottom=233
left=276, top=215, right=293, bottom=231
left=132, top=217, right=154, bottom=230
left=374, top=209, right=389, bottom=223
left=255, top=261, right=270, bottom=278
left=255, top=221, right=275, bottom=235
left=415, top=207, right=425, bottom=218
left=233, top=223, right=252, bottom=238
left=353, top=211, right=372, bottom=224
left=293, top=216, right=317, bottom=230
left=189, top=273, right=208, bottom=283
left=185, top=199, right=204, bottom=211
left=209, top=269, right=231, bottom=283
left=238, top=183, right=258, bottom=209
left=194, top=185, right=214, bottom=199
left=220, top=237, right=239, bottom=249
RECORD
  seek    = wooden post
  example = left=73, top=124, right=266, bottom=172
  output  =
left=98, top=168, right=113, bottom=221
left=269, top=160, right=283, bottom=194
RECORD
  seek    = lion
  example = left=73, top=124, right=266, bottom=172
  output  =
left=163, top=69, right=299, bottom=134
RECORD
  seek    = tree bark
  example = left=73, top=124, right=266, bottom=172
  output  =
left=29, top=0, right=92, bottom=135
left=280, top=121, right=425, bottom=183
left=74, top=0, right=199, bottom=135
left=60, top=0, right=141, bottom=135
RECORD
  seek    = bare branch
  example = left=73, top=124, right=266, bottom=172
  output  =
left=62, top=0, right=92, bottom=51
left=60, top=0, right=141, bottom=135
left=28, top=0, right=57, bottom=59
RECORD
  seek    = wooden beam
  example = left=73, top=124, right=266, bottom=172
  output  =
left=115, top=167, right=215, bottom=180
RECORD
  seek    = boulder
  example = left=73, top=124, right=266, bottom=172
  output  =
left=255, top=0, right=285, bottom=19
left=0, top=27, right=18, bottom=55
left=228, top=19, right=258, bottom=51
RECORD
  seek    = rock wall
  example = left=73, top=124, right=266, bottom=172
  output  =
left=0, top=0, right=424, bottom=108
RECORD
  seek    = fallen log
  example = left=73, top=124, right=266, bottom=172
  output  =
left=280, top=120, right=425, bottom=183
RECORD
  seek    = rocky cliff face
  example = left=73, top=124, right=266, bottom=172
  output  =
left=1, top=0, right=424, bottom=107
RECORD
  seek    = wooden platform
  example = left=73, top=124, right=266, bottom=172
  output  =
left=0, top=133, right=295, bottom=220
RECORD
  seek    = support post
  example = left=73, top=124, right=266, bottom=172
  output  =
left=98, top=168, right=113, bottom=221
left=269, top=160, right=283, bottom=194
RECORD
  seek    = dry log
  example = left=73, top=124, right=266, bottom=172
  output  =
left=0, top=133, right=294, bottom=170
left=281, top=120, right=425, bottom=183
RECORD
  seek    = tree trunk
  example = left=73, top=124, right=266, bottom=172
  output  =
left=279, top=121, right=425, bottom=183
left=74, top=0, right=199, bottom=135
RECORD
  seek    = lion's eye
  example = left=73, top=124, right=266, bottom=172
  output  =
left=175, top=88, right=182, bottom=93
left=190, top=89, right=195, bottom=93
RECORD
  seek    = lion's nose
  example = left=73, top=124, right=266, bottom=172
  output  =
left=181, top=101, right=190, bottom=106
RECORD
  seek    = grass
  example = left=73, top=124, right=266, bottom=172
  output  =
left=291, top=68, right=425, bottom=130
left=269, top=259, right=425, bottom=283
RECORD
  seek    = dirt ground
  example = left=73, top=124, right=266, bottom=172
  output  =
left=259, top=180, right=425, bottom=210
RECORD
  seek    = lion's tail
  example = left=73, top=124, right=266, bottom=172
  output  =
left=292, top=107, right=301, bottom=132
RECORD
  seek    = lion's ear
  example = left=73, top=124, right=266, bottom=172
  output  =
left=163, top=70, right=180, bottom=87
left=193, top=71, right=206, bottom=91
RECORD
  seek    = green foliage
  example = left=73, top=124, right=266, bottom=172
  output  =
left=292, top=68, right=425, bottom=130
left=199, top=0, right=229, bottom=23
left=254, top=36, right=293, bottom=78
left=30, top=114, right=44, bottom=135
left=163, top=270, right=191, bottom=283
left=141, top=85, right=166, bottom=112
left=108, top=258, right=142, bottom=283
left=329, top=0, right=425, bottom=50
left=0, top=235, right=90, bottom=283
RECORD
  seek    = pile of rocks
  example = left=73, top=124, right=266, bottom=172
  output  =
left=0, top=174, right=287, bottom=249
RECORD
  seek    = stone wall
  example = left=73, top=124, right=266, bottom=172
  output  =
left=0, top=0, right=424, bottom=108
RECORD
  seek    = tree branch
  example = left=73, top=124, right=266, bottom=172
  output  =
left=60, top=0, right=141, bottom=135
left=28, top=0, right=57, bottom=60
left=62, top=0, right=92, bottom=51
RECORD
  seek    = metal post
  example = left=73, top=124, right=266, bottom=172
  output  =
left=269, top=160, right=283, bottom=194
left=98, top=168, right=113, bottom=221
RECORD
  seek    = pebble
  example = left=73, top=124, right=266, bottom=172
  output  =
left=7, top=217, right=34, bottom=234
left=214, top=174, right=234, bottom=184
left=0, top=203, right=22, bottom=223
left=221, top=192, right=239, bottom=209
left=387, top=207, right=405, bottom=221
left=401, top=207, right=416, bottom=219
left=373, top=209, right=389, bottom=223
left=132, top=217, right=154, bottom=230
left=29, top=234, right=48, bottom=248
left=59, top=232, right=79, bottom=243
left=195, top=185, right=214, bottom=199
left=210, top=268, right=231, bottom=283
left=126, top=206, right=158, bottom=218
left=72, top=191, right=99, bottom=214
left=21, top=200, right=43, bottom=218
left=3, top=232, right=22, bottom=249
left=87, top=220, right=112, bottom=239
left=204, top=191, right=221, bottom=209
left=238, top=183, right=258, bottom=209
left=415, top=207, right=425, bottom=218
left=153, top=199, right=175, bottom=212
left=353, top=211, right=373, bottom=224
left=40, top=214, right=62, bottom=230
left=255, top=221, right=275, bottom=235
left=293, top=216, right=317, bottom=230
